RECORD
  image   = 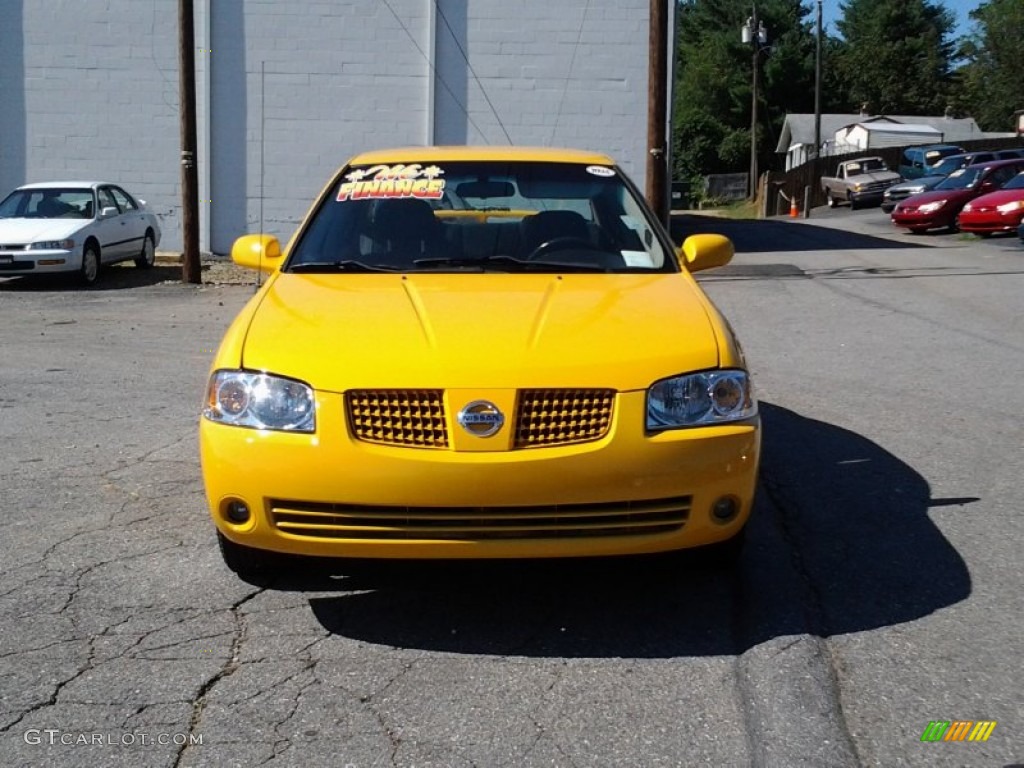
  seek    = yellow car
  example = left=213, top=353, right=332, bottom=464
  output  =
left=200, top=147, right=760, bottom=580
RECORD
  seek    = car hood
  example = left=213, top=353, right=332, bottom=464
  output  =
left=898, top=188, right=974, bottom=207
left=0, top=218, right=86, bottom=243
left=851, top=171, right=900, bottom=183
left=963, top=189, right=1024, bottom=209
left=888, top=176, right=943, bottom=193
left=240, top=272, right=721, bottom=392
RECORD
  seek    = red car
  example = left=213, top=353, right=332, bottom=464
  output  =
left=891, top=159, right=1024, bottom=233
left=958, top=170, right=1024, bottom=235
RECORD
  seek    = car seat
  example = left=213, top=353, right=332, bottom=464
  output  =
left=371, top=198, right=443, bottom=265
left=520, top=210, right=592, bottom=258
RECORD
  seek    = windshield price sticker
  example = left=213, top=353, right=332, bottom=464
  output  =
left=337, top=164, right=446, bottom=201
left=586, top=166, right=616, bottom=177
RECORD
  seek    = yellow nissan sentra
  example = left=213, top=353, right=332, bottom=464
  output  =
left=200, top=147, right=760, bottom=580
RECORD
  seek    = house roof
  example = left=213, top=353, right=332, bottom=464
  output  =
left=776, top=114, right=985, bottom=152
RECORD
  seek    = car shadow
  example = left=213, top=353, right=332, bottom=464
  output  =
left=250, top=402, right=971, bottom=658
left=0, top=264, right=182, bottom=291
left=672, top=213, right=924, bottom=253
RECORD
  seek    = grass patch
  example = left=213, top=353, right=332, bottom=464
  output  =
left=717, top=199, right=761, bottom=219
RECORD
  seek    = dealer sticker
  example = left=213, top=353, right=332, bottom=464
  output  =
left=337, top=164, right=446, bottom=202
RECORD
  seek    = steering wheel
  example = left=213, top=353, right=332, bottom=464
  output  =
left=524, top=237, right=603, bottom=261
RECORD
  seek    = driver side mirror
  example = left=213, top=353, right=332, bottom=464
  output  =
left=232, top=234, right=283, bottom=273
left=100, top=206, right=118, bottom=219
left=679, top=234, right=733, bottom=272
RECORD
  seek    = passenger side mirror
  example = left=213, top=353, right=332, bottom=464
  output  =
left=679, top=234, right=733, bottom=273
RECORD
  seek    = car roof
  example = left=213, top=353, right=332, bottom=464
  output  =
left=17, top=181, right=113, bottom=190
left=345, top=146, right=617, bottom=166
left=910, top=144, right=963, bottom=152
left=965, top=158, right=1024, bottom=170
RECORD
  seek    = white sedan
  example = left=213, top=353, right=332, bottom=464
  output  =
left=0, top=181, right=162, bottom=285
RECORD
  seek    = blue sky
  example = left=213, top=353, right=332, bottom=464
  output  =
left=821, top=0, right=983, bottom=37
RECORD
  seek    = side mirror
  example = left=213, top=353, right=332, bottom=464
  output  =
left=231, top=234, right=283, bottom=273
left=679, top=234, right=733, bottom=273
left=100, top=206, right=118, bottom=219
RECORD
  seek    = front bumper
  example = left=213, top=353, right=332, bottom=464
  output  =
left=958, top=211, right=1024, bottom=233
left=0, top=249, right=77, bottom=276
left=891, top=209, right=951, bottom=230
left=200, top=390, right=761, bottom=559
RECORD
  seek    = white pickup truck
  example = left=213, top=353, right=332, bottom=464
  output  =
left=820, top=157, right=902, bottom=209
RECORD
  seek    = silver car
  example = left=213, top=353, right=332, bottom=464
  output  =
left=0, top=181, right=162, bottom=286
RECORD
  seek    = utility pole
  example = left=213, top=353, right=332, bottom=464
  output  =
left=742, top=8, right=766, bottom=199
left=814, top=0, right=822, bottom=161
left=178, top=0, right=201, bottom=284
left=646, top=0, right=669, bottom=227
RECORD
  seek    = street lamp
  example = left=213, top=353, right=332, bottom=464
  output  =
left=742, top=10, right=768, bottom=199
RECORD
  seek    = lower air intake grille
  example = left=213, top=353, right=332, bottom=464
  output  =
left=269, top=496, right=691, bottom=541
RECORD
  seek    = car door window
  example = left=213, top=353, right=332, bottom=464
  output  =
left=110, top=188, right=137, bottom=211
left=98, top=188, right=119, bottom=214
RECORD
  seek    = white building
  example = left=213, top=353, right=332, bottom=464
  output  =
left=0, top=1, right=665, bottom=254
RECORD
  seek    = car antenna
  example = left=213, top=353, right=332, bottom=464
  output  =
left=256, top=59, right=265, bottom=292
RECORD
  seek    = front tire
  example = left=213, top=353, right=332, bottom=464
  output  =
left=79, top=244, right=100, bottom=286
left=135, top=232, right=155, bottom=269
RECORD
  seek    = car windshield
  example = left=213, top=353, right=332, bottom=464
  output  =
left=0, top=188, right=95, bottom=219
left=934, top=168, right=982, bottom=190
left=928, top=157, right=967, bottom=177
left=853, top=159, right=887, bottom=173
left=286, top=161, right=672, bottom=273
left=1003, top=172, right=1024, bottom=191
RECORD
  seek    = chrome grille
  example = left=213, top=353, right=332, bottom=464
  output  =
left=514, top=389, right=615, bottom=448
left=270, top=496, right=691, bottom=540
left=346, top=389, right=448, bottom=448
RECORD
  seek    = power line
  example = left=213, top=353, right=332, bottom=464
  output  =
left=551, top=0, right=592, bottom=145
left=377, top=0, right=492, bottom=144
left=433, top=0, right=513, bottom=145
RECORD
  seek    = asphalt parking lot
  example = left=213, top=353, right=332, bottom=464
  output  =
left=2, top=218, right=1023, bottom=767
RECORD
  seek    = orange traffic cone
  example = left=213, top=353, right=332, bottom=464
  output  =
left=789, top=196, right=799, bottom=218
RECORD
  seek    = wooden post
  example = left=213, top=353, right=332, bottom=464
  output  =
left=178, top=0, right=201, bottom=284
left=646, top=0, right=669, bottom=227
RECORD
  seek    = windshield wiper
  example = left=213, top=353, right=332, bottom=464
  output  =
left=288, top=260, right=400, bottom=273
left=413, top=255, right=609, bottom=272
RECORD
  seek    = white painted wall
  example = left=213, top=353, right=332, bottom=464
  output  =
left=4, top=0, right=655, bottom=254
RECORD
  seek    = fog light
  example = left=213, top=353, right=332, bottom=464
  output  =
left=225, top=499, right=250, bottom=524
left=711, top=496, right=738, bottom=523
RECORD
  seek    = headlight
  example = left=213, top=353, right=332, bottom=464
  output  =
left=203, top=370, right=315, bottom=432
left=917, top=200, right=947, bottom=213
left=28, top=239, right=75, bottom=250
left=852, top=184, right=863, bottom=192
left=907, top=186, right=925, bottom=194
left=997, top=200, right=1024, bottom=213
left=647, top=370, right=756, bottom=430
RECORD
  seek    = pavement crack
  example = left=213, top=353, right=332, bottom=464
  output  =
left=171, top=588, right=263, bottom=768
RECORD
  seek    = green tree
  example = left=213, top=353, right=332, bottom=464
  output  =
left=672, top=0, right=820, bottom=182
left=833, top=0, right=956, bottom=114
left=951, top=0, right=1024, bottom=131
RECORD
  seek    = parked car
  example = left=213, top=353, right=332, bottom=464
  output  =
left=958, top=170, right=1024, bottom=235
left=882, top=176, right=946, bottom=213
left=927, top=151, right=998, bottom=177
left=994, top=148, right=1024, bottom=160
left=199, top=146, right=761, bottom=580
left=0, top=181, right=160, bottom=285
left=821, top=157, right=902, bottom=209
left=898, top=144, right=964, bottom=179
left=891, top=158, right=1024, bottom=233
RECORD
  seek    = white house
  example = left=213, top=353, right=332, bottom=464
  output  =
left=776, top=113, right=992, bottom=170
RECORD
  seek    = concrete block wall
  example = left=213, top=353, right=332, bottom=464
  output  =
left=3, top=0, right=656, bottom=254
left=2, top=0, right=181, bottom=249
left=435, top=0, right=650, bottom=191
